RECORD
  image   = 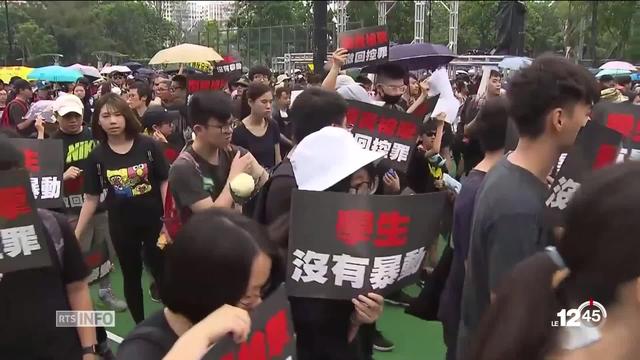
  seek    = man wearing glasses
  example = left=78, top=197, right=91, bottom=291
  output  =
left=169, top=91, right=268, bottom=219
left=374, top=63, right=408, bottom=112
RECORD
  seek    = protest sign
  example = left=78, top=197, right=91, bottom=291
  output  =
left=215, top=61, right=243, bottom=75
left=186, top=73, right=228, bottom=95
left=410, top=94, right=440, bottom=120
left=84, top=241, right=112, bottom=285
left=287, top=190, right=446, bottom=300
left=338, top=26, right=389, bottom=69
left=203, top=285, right=296, bottom=360
left=9, top=138, right=64, bottom=208
left=346, top=100, right=422, bottom=173
left=544, top=120, right=623, bottom=227
left=591, top=101, right=640, bottom=161
left=0, top=169, right=52, bottom=273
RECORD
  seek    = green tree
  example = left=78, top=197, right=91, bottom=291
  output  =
left=14, top=21, right=57, bottom=63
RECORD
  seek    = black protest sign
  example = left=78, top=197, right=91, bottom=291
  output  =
left=215, top=62, right=243, bottom=75
left=411, top=94, right=440, bottom=119
left=0, top=169, right=52, bottom=273
left=287, top=190, right=447, bottom=300
left=591, top=101, right=640, bottom=160
left=338, top=26, right=389, bottom=69
left=9, top=138, right=64, bottom=208
left=544, top=120, right=623, bottom=227
left=186, top=73, right=228, bottom=95
left=346, top=100, right=422, bottom=173
left=203, top=285, right=296, bottom=360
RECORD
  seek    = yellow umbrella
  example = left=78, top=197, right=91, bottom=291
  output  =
left=0, top=66, right=33, bottom=83
left=149, top=43, right=223, bottom=65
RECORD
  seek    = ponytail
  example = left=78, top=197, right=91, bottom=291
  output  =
left=469, top=252, right=563, bottom=360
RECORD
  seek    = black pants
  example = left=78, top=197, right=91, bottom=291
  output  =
left=109, top=217, right=163, bottom=323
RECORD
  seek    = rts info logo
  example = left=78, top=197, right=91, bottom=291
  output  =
left=551, top=299, right=607, bottom=328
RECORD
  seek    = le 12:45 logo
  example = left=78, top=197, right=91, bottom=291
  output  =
left=552, top=299, right=607, bottom=328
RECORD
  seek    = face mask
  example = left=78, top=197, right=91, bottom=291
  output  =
left=382, top=93, right=402, bottom=105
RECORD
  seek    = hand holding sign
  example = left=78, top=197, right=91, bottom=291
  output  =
left=352, top=293, right=384, bottom=325
left=331, top=48, right=348, bottom=69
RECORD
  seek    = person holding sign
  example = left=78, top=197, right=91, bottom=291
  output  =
left=117, top=209, right=275, bottom=360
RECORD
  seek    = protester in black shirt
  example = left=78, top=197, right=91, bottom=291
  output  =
left=374, top=63, right=408, bottom=112
left=4, top=79, right=34, bottom=137
left=407, top=114, right=447, bottom=194
left=127, top=81, right=151, bottom=121
left=458, top=55, right=599, bottom=357
left=71, top=82, right=94, bottom=126
left=273, top=86, right=294, bottom=157
left=118, top=209, right=275, bottom=360
left=248, top=64, right=271, bottom=85
left=0, top=134, right=97, bottom=360
left=75, top=93, right=170, bottom=324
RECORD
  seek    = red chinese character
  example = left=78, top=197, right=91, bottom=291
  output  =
left=359, top=111, right=378, bottom=131
left=0, top=186, right=30, bottom=220
left=346, top=107, right=361, bottom=127
left=23, top=148, right=40, bottom=172
left=593, top=144, right=618, bottom=170
left=366, top=32, right=377, bottom=47
left=336, top=210, right=374, bottom=246
left=376, top=31, right=388, bottom=44
left=238, top=331, right=266, bottom=360
left=354, top=34, right=366, bottom=48
left=396, top=121, right=418, bottom=140
left=188, top=80, right=199, bottom=93
left=377, top=117, right=398, bottom=137
left=341, top=35, right=354, bottom=50
left=374, top=211, right=410, bottom=248
left=266, top=310, right=290, bottom=357
left=606, top=113, right=634, bottom=137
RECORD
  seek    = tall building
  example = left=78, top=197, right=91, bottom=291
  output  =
left=204, top=1, right=234, bottom=24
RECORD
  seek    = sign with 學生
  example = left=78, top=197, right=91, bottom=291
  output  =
left=9, top=139, right=64, bottom=209
left=203, top=285, right=296, bottom=360
left=0, top=169, right=52, bottom=273
left=286, top=190, right=446, bottom=300
left=346, top=100, right=422, bottom=173
left=338, top=26, right=389, bottom=69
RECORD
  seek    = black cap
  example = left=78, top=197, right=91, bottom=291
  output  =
left=142, top=105, right=179, bottom=130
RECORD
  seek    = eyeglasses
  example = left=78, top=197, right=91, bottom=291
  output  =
left=381, top=84, right=407, bottom=92
left=204, top=122, right=235, bottom=132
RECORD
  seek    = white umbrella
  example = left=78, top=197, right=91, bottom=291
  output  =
left=149, top=43, right=223, bottom=65
left=67, top=64, right=101, bottom=78
left=100, top=65, right=132, bottom=75
left=599, top=61, right=637, bottom=72
left=498, top=56, right=532, bottom=70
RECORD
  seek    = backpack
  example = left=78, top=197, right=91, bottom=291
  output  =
left=251, top=159, right=295, bottom=225
left=163, top=151, right=201, bottom=239
left=0, top=98, right=28, bottom=127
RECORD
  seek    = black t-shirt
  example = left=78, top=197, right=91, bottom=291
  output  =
left=263, top=158, right=297, bottom=225
left=274, top=110, right=293, bottom=156
left=232, top=119, right=280, bottom=169
left=459, top=96, right=485, bottom=174
left=84, top=135, right=169, bottom=223
left=117, top=310, right=178, bottom=360
left=52, top=128, right=104, bottom=215
left=0, top=210, right=89, bottom=359
left=458, top=158, right=552, bottom=355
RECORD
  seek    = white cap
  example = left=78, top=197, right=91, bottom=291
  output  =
left=291, top=127, right=384, bottom=191
left=276, top=74, right=291, bottom=85
left=53, top=94, right=84, bottom=116
left=335, top=74, right=356, bottom=89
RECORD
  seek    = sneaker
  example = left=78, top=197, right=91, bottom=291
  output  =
left=373, top=330, right=395, bottom=352
left=384, top=290, right=415, bottom=307
left=149, top=282, right=161, bottom=303
left=98, top=288, right=128, bottom=312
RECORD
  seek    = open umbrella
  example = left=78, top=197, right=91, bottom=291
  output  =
left=498, top=56, right=532, bottom=70
left=122, top=62, right=143, bottom=71
left=596, top=69, right=631, bottom=78
left=67, top=64, right=101, bottom=79
left=0, top=66, right=33, bottom=83
left=28, top=66, right=82, bottom=82
left=599, top=61, right=637, bottom=72
left=361, top=43, right=456, bottom=73
left=100, top=65, right=132, bottom=75
left=148, top=43, right=223, bottom=65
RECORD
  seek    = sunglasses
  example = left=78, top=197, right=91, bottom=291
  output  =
left=426, top=132, right=436, bottom=137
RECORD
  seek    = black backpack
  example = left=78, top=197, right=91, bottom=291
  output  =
left=251, top=159, right=295, bottom=225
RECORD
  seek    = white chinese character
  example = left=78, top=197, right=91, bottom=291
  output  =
left=1, top=225, right=40, bottom=257
left=545, top=177, right=580, bottom=210
left=366, top=48, right=377, bottom=62
left=398, top=248, right=426, bottom=280
left=353, top=133, right=373, bottom=150
left=291, top=249, right=329, bottom=284
left=332, top=254, right=370, bottom=289
left=40, top=176, right=61, bottom=200
left=557, top=153, right=568, bottom=172
left=370, top=255, right=402, bottom=290
left=63, top=197, right=70, bottom=208
left=224, top=65, right=230, bottom=72
left=30, top=177, right=40, bottom=199
left=355, top=50, right=366, bottom=64
left=346, top=53, right=355, bottom=65
left=229, top=63, right=236, bottom=71
left=371, top=138, right=392, bottom=157
left=70, top=194, right=84, bottom=207
left=389, top=143, right=411, bottom=162
left=377, top=46, right=388, bottom=59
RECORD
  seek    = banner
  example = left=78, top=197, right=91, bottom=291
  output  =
left=9, top=139, right=64, bottom=208
left=203, top=285, right=296, bottom=360
left=591, top=101, right=640, bottom=160
left=410, top=94, right=440, bottom=119
left=346, top=100, right=422, bottom=173
left=186, top=73, right=228, bottom=95
left=544, top=120, right=623, bottom=226
left=286, top=190, right=447, bottom=300
left=215, top=62, right=243, bottom=75
left=0, top=169, right=52, bottom=273
left=338, top=26, right=389, bottom=69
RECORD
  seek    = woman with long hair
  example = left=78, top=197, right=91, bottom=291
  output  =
left=74, top=93, right=170, bottom=324
left=470, top=161, right=640, bottom=360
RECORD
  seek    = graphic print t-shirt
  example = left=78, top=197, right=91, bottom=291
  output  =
left=84, top=135, right=169, bottom=223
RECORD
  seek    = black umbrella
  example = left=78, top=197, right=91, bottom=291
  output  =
left=361, top=43, right=457, bottom=73
left=122, top=62, right=143, bottom=71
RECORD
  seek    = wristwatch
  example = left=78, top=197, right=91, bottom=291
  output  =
left=82, top=345, right=98, bottom=355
